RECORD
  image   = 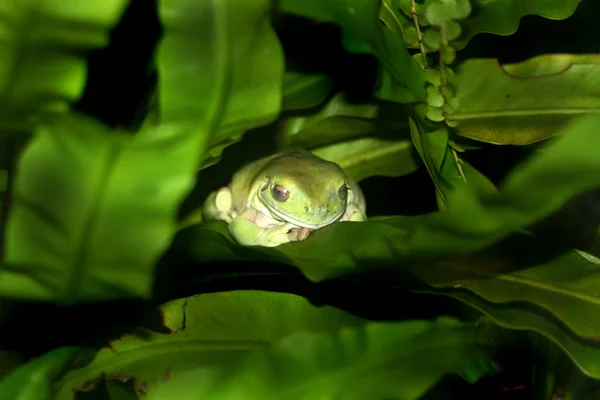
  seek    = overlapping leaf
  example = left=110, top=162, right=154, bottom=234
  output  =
left=445, top=291, right=600, bottom=380
left=394, top=0, right=581, bottom=50
left=278, top=0, right=425, bottom=102
left=279, top=92, right=386, bottom=148
left=278, top=93, right=418, bottom=181
left=448, top=55, right=600, bottom=145
left=0, top=347, right=92, bottom=400
left=147, top=317, right=500, bottom=400
left=0, top=112, right=221, bottom=302
left=0, top=0, right=129, bottom=133
left=454, top=0, right=582, bottom=49
left=281, top=72, right=333, bottom=111
left=158, top=0, right=285, bottom=167
left=313, top=137, right=419, bottom=182
left=414, top=247, right=600, bottom=341
left=55, top=290, right=363, bottom=398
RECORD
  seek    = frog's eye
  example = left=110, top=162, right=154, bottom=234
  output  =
left=338, top=184, right=348, bottom=200
left=272, top=185, right=290, bottom=202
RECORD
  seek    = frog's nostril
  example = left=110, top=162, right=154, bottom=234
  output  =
left=304, top=206, right=309, bottom=212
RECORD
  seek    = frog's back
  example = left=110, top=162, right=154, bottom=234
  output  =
left=229, top=151, right=289, bottom=211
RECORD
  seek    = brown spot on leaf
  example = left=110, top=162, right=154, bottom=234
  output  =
left=135, top=381, right=148, bottom=396
left=162, top=368, right=172, bottom=383
left=80, top=374, right=132, bottom=392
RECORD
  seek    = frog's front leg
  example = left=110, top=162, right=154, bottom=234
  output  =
left=202, top=186, right=238, bottom=223
left=229, top=209, right=310, bottom=247
left=342, top=203, right=367, bottom=222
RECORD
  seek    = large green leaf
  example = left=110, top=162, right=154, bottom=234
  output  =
left=281, top=72, right=333, bottom=111
left=278, top=0, right=425, bottom=102
left=161, top=290, right=365, bottom=338
left=54, top=329, right=259, bottom=399
left=312, top=136, right=420, bottom=182
left=279, top=92, right=409, bottom=149
left=55, top=290, right=363, bottom=398
left=0, top=347, right=92, bottom=400
left=0, top=112, right=221, bottom=302
left=454, top=0, right=582, bottom=49
left=184, top=115, right=600, bottom=282
left=146, top=317, right=500, bottom=400
left=445, top=291, right=600, bottom=380
left=0, top=0, right=128, bottom=132
left=448, top=55, right=600, bottom=145
left=277, top=93, right=419, bottom=182
left=0, top=0, right=237, bottom=302
left=158, top=0, right=284, bottom=166
left=414, top=247, right=600, bottom=341
left=0, top=350, right=24, bottom=381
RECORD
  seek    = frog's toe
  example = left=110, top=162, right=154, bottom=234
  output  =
left=285, top=226, right=310, bottom=242
left=215, top=187, right=233, bottom=213
left=349, top=210, right=367, bottom=222
left=297, top=227, right=311, bottom=241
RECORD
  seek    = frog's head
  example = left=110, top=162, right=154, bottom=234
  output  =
left=256, top=151, right=349, bottom=230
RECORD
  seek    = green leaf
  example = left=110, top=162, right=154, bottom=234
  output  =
left=278, top=0, right=425, bottom=102
left=281, top=72, right=333, bottom=111
left=84, top=381, right=139, bottom=400
left=448, top=55, right=600, bottom=145
left=161, top=290, right=365, bottom=339
left=0, top=347, right=92, bottom=400
left=186, top=115, right=600, bottom=282
left=146, top=317, right=500, bottom=400
left=0, top=112, right=221, bottom=302
left=279, top=92, right=409, bottom=149
left=54, top=329, right=260, bottom=399
left=312, top=136, right=420, bottom=182
left=0, top=0, right=239, bottom=302
left=56, top=290, right=363, bottom=398
left=408, top=117, right=460, bottom=206
left=380, top=0, right=411, bottom=37
left=0, top=0, right=128, bottom=132
left=446, top=291, right=600, bottom=380
left=158, top=0, right=284, bottom=166
left=454, top=0, right=582, bottom=49
left=0, top=350, right=24, bottom=381
left=414, top=247, right=600, bottom=342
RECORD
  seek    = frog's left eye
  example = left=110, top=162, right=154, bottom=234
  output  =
left=338, top=184, right=348, bottom=200
left=272, top=185, right=290, bottom=202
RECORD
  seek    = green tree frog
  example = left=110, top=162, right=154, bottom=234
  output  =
left=202, top=148, right=367, bottom=247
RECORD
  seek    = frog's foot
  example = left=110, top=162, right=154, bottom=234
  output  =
left=202, top=186, right=238, bottom=223
left=229, top=215, right=309, bottom=247
left=287, top=226, right=311, bottom=241
left=343, top=203, right=367, bottom=222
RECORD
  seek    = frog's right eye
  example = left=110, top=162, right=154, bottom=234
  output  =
left=272, top=185, right=290, bottom=202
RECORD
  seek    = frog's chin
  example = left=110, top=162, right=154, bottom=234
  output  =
left=262, top=202, right=344, bottom=230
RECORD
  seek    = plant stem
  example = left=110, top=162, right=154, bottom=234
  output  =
left=410, top=0, right=428, bottom=68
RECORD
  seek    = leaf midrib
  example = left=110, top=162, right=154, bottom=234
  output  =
left=275, top=334, right=489, bottom=400
left=67, top=139, right=123, bottom=298
left=449, top=107, right=600, bottom=121
left=58, top=339, right=265, bottom=394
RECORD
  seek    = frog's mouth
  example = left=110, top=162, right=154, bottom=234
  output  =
left=262, top=202, right=344, bottom=230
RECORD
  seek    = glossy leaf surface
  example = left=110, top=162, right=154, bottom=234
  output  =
left=454, top=0, right=582, bottom=49
left=56, top=290, right=363, bottom=398
left=449, top=55, right=600, bottom=145
left=147, top=317, right=500, bottom=400
left=0, top=0, right=128, bottom=132
left=158, top=0, right=285, bottom=166
left=0, top=347, right=91, bottom=400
